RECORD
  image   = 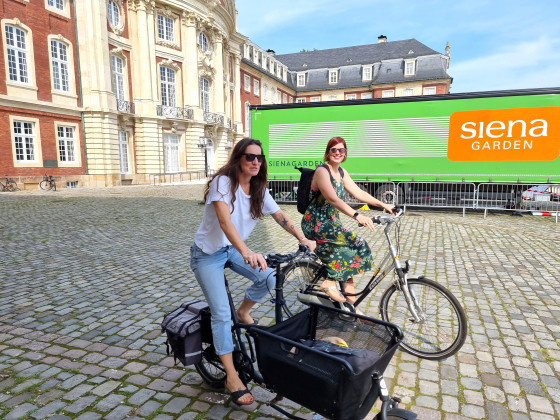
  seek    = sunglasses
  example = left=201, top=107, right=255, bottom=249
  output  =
left=243, top=153, right=265, bottom=163
left=330, top=147, right=346, bottom=154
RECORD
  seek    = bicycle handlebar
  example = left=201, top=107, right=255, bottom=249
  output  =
left=265, top=243, right=311, bottom=268
left=371, top=207, right=404, bottom=225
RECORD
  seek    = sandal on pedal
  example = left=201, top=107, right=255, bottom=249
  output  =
left=320, top=283, right=346, bottom=302
left=230, top=388, right=254, bottom=406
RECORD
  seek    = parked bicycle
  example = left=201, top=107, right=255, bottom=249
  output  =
left=0, top=176, right=18, bottom=192
left=280, top=208, right=467, bottom=360
left=40, top=174, right=56, bottom=191
left=194, top=245, right=416, bottom=420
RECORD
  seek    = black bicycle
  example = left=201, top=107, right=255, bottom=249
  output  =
left=40, top=174, right=56, bottom=191
left=280, top=209, right=467, bottom=360
left=0, top=176, right=18, bottom=192
left=194, top=245, right=416, bottom=420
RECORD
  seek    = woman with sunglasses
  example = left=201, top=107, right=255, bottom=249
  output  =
left=301, top=136, right=395, bottom=308
left=191, top=137, right=315, bottom=406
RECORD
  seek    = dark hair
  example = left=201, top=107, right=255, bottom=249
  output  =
left=203, top=137, right=268, bottom=219
left=323, top=136, right=348, bottom=162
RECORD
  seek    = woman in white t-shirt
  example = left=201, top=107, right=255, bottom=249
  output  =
left=191, top=137, right=315, bottom=406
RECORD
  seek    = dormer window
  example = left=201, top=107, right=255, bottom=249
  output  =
left=404, top=60, right=416, bottom=76
left=297, top=72, right=305, bottom=87
left=329, top=69, right=338, bottom=84
left=362, top=65, right=372, bottom=81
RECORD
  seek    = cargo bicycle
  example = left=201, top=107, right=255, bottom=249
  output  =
left=280, top=208, right=468, bottom=360
left=193, top=245, right=416, bottom=420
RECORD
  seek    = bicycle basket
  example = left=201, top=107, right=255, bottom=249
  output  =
left=250, top=303, right=402, bottom=420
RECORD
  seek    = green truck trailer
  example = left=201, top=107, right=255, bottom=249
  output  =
left=250, top=87, right=560, bottom=207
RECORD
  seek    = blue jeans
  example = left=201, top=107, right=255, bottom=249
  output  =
left=190, top=243, right=276, bottom=356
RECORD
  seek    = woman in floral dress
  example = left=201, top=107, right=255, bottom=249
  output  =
left=302, top=137, right=396, bottom=307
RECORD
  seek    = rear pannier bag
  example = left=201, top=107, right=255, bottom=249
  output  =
left=161, top=299, right=209, bottom=366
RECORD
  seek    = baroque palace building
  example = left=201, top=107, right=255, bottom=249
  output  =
left=0, top=0, right=452, bottom=189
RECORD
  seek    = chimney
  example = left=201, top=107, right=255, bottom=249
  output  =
left=378, top=35, right=387, bottom=43
left=266, top=49, right=275, bottom=56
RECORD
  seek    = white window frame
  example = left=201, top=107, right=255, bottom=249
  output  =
left=404, top=60, right=416, bottom=76
left=111, top=55, right=125, bottom=101
left=289, top=97, right=293, bottom=103
left=328, top=95, right=337, bottom=101
left=253, top=79, right=260, bottom=96
left=2, top=20, right=38, bottom=99
left=199, top=32, right=210, bottom=52
left=276, top=91, right=281, bottom=103
left=119, top=131, right=130, bottom=174
left=107, top=1, right=120, bottom=28
left=297, top=72, right=305, bottom=87
left=163, top=134, right=180, bottom=173
left=160, top=66, right=176, bottom=107
left=382, top=90, right=395, bottom=98
left=55, top=121, right=81, bottom=167
left=263, top=84, right=268, bottom=100
left=244, top=102, right=251, bottom=134
left=329, top=69, right=338, bottom=84
left=423, top=86, right=436, bottom=95
left=361, top=92, right=372, bottom=99
left=10, top=116, right=43, bottom=167
left=47, top=0, right=64, bottom=10
left=346, top=94, right=357, bottom=100
left=403, top=88, right=414, bottom=96
left=46, top=0, right=70, bottom=17
left=47, top=35, right=77, bottom=104
left=50, top=39, right=69, bottom=92
left=243, top=75, right=250, bottom=92
left=57, top=125, right=76, bottom=163
left=283, top=93, right=287, bottom=104
left=200, top=77, right=210, bottom=112
left=310, top=96, right=321, bottom=102
left=362, top=66, right=372, bottom=81
left=157, top=14, right=175, bottom=43
left=5, top=24, right=29, bottom=84
left=296, top=98, right=306, bottom=103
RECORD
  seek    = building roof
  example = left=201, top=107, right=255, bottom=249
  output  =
left=275, top=39, right=440, bottom=71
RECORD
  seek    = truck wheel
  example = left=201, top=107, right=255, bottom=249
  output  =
left=375, top=184, right=403, bottom=205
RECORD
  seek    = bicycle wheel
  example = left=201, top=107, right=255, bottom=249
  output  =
left=380, top=277, right=467, bottom=360
left=51, top=181, right=57, bottom=192
left=195, top=342, right=226, bottom=388
left=39, top=180, right=51, bottom=191
left=280, top=258, right=324, bottom=319
left=6, top=180, right=18, bottom=192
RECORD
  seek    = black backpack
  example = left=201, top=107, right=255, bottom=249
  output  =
left=295, top=165, right=344, bottom=214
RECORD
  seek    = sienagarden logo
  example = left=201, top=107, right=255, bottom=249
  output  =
left=447, top=107, right=560, bottom=161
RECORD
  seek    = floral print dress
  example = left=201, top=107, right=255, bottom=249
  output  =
left=301, top=167, right=373, bottom=281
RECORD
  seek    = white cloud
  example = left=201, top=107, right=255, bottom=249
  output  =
left=449, top=36, right=560, bottom=92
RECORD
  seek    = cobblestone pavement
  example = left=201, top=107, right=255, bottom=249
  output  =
left=1, top=184, right=559, bottom=420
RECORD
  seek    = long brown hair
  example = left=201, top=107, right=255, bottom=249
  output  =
left=203, top=138, right=268, bottom=219
left=323, top=136, right=348, bottom=162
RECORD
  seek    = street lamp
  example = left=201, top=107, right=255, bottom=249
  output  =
left=198, top=137, right=209, bottom=178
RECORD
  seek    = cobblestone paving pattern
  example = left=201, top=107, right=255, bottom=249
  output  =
left=0, top=184, right=559, bottom=419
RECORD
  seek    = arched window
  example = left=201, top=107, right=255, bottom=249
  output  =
left=5, top=25, right=29, bottom=83
left=50, top=40, right=69, bottom=92
left=200, top=77, right=210, bottom=112
left=107, top=1, right=120, bottom=27
left=199, top=33, right=209, bottom=52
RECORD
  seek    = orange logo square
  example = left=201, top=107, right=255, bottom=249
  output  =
left=448, top=107, right=560, bottom=161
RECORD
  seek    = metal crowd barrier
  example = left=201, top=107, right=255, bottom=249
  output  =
left=268, top=176, right=559, bottom=221
left=150, top=170, right=215, bottom=185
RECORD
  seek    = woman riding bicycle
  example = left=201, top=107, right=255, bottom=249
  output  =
left=190, top=137, right=315, bottom=406
left=301, top=136, right=395, bottom=310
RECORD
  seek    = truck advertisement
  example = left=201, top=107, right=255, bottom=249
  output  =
left=249, top=88, right=560, bottom=184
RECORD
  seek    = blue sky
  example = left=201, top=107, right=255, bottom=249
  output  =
left=235, top=0, right=560, bottom=93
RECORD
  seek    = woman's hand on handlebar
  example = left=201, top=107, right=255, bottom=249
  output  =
left=299, top=238, right=316, bottom=252
left=385, top=204, right=398, bottom=214
left=242, top=250, right=268, bottom=271
left=356, top=214, right=376, bottom=232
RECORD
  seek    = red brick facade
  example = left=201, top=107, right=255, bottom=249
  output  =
left=0, top=0, right=84, bottom=182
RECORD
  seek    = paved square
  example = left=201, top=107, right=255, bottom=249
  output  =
left=1, top=184, right=559, bottom=419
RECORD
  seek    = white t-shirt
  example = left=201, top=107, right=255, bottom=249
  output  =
left=194, top=175, right=280, bottom=254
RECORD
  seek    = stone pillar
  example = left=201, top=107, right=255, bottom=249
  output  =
left=182, top=11, right=200, bottom=108
left=233, top=53, right=242, bottom=132
left=132, top=0, right=156, bottom=113
left=213, top=32, right=225, bottom=115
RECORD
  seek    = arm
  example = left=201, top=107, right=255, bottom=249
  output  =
left=271, top=209, right=316, bottom=252
left=314, top=166, right=363, bottom=219
left=343, top=171, right=395, bottom=213
left=213, top=201, right=268, bottom=270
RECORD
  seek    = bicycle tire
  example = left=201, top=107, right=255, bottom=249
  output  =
left=51, top=181, right=56, bottom=192
left=280, top=258, right=324, bottom=319
left=194, top=342, right=226, bottom=388
left=6, top=180, right=18, bottom=192
left=40, top=180, right=51, bottom=191
left=379, top=277, right=467, bottom=360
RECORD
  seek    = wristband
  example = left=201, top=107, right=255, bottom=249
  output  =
left=352, top=212, right=359, bottom=219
